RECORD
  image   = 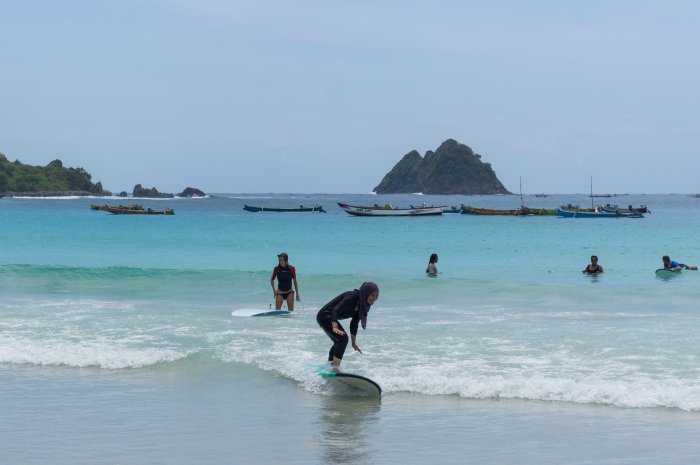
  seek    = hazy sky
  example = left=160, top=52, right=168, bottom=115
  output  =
left=1, top=1, right=698, bottom=194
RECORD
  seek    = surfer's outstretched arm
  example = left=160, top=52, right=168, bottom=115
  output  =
left=351, top=334, right=362, bottom=354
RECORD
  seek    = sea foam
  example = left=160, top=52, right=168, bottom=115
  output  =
left=0, top=336, right=188, bottom=369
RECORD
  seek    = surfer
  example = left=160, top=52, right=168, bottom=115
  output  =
left=662, top=255, right=698, bottom=271
left=270, top=252, right=300, bottom=310
left=582, top=255, right=603, bottom=273
left=426, top=253, right=438, bottom=277
left=316, top=282, right=379, bottom=371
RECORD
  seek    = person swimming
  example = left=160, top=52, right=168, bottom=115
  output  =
left=662, top=255, right=698, bottom=271
left=582, top=255, right=603, bottom=274
left=426, top=253, right=438, bottom=277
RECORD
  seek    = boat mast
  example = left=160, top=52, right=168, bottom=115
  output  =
left=520, top=176, right=524, bottom=208
left=590, top=175, right=594, bottom=209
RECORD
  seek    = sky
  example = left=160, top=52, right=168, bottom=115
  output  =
left=1, top=0, right=698, bottom=194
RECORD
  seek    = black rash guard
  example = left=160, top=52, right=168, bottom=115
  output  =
left=272, top=265, right=296, bottom=292
left=316, top=290, right=360, bottom=336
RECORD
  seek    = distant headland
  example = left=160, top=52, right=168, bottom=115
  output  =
left=373, top=139, right=510, bottom=195
left=0, top=153, right=205, bottom=198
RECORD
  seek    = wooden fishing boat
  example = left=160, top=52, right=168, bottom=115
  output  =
left=411, top=203, right=461, bottom=214
left=601, top=204, right=650, bottom=214
left=338, top=202, right=444, bottom=217
left=570, top=177, right=637, bottom=215
left=91, top=204, right=146, bottom=212
left=243, top=204, right=325, bottom=213
left=461, top=205, right=556, bottom=216
left=442, top=206, right=462, bottom=214
left=91, top=203, right=145, bottom=212
left=556, top=207, right=642, bottom=218
left=103, top=206, right=174, bottom=215
left=560, top=203, right=587, bottom=210
left=517, top=206, right=557, bottom=216
left=461, top=205, right=518, bottom=215
left=462, top=177, right=557, bottom=216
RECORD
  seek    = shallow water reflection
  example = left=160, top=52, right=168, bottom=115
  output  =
left=315, top=396, right=381, bottom=465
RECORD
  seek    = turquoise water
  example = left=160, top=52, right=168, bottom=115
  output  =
left=2, top=194, right=700, bottom=464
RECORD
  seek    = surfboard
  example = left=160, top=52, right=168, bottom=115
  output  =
left=231, top=308, right=292, bottom=317
left=318, top=370, right=382, bottom=397
left=655, top=268, right=681, bottom=278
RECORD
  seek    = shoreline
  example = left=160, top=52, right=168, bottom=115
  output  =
left=0, top=190, right=110, bottom=198
left=3, top=362, right=700, bottom=465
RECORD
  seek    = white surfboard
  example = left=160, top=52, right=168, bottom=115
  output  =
left=231, top=308, right=292, bottom=317
left=318, top=370, right=382, bottom=397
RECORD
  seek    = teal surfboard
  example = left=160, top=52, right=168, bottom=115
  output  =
left=655, top=268, right=681, bottom=278
left=231, top=308, right=292, bottom=317
left=318, top=370, right=382, bottom=397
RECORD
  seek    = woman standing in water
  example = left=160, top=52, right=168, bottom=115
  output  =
left=316, top=282, right=379, bottom=371
left=582, top=255, right=603, bottom=274
left=270, top=252, right=300, bottom=310
left=426, top=253, right=438, bottom=277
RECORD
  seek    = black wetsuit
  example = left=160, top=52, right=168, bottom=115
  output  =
left=316, top=290, right=360, bottom=361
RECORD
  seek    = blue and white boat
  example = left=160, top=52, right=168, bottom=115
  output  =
left=243, top=204, right=325, bottom=213
left=339, top=202, right=444, bottom=217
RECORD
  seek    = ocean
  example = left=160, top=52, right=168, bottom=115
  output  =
left=2, top=193, right=700, bottom=464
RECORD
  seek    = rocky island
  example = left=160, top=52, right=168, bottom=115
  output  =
left=373, top=139, right=511, bottom=195
left=0, top=154, right=110, bottom=197
left=0, top=152, right=206, bottom=198
left=130, top=185, right=207, bottom=198
left=132, top=184, right=174, bottom=198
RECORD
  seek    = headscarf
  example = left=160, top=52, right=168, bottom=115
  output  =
left=356, top=281, right=379, bottom=330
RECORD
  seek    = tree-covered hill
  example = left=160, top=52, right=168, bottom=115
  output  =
left=373, top=139, right=511, bottom=195
left=0, top=153, right=107, bottom=194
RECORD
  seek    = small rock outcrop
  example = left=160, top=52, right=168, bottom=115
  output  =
left=132, top=184, right=174, bottom=198
left=178, top=187, right=206, bottom=198
left=91, top=182, right=112, bottom=196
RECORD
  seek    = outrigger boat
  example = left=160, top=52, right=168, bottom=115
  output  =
left=556, top=206, right=642, bottom=218
left=338, top=202, right=444, bottom=217
left=517, top=206, right=557, bottom=216
left=92, top=204, right=174, bottom=215
left=601, top=204, right=650, bottom=214
left=91, top=203, right=144, bottom=212
left=461, top=205, right=556, bottom=216
left=442, top=206, right=462, bottom=214
left=460, top=206, right=519, bottom=215
left=105, top=206, right=174, bottom=215
left=557, top=177, right=643, bottom=218
left=411, top=203, right=461, bottom=214
left=243, top=204, right=325, bottom=213
left=461, top=178, right=557, bottom=216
